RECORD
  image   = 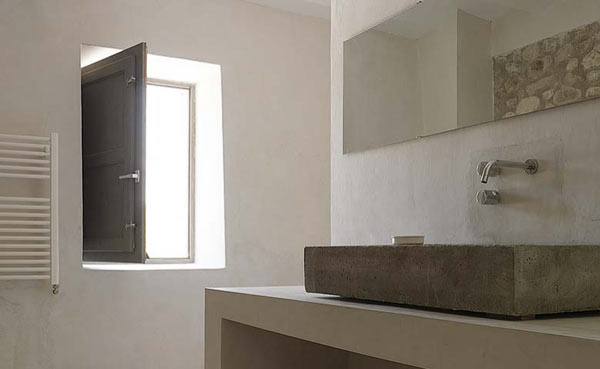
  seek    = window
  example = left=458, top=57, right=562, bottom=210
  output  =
left=81, top=44, right=225, bottom=267
left=145, top=81, right=193, bottom=261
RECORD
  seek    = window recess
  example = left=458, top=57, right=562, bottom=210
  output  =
left=81, top=43, right=225, bottom=268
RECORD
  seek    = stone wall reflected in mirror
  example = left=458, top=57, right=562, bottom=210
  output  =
left=494, top=21, right=600, bottom=119
left=343, top=0, right=600, bottom=153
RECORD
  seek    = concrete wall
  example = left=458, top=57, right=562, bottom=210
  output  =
left=344, top=29, right=421, bottom=152
left=0, top=0, right=330, bottom=368
left=331, top=0, right=600, bottom=246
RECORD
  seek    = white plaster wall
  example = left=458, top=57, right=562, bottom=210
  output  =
left=244, top=0, right=331, bottom=20
left=331, top=0, right=600, bottom=246
left=0, top=0, right=330, bottom=368
left=343, top=30, right=421, bottom=152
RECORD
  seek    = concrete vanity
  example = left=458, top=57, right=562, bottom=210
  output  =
left=205, top=286, right=600, bottom=369
left=305, top=245, right=600, bottom=317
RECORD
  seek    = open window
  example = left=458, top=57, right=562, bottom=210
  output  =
left=144, top=80, right=193, bottom=262
left=81, top=43, right=225, bottom=267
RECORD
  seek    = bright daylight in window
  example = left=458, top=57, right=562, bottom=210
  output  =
left=145, top=82, right=192, bottom=260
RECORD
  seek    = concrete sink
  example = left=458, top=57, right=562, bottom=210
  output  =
left=304, top=245, right=600, bottom=318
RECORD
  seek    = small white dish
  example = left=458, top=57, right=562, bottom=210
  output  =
left=392, top=236, right=424, bottom=246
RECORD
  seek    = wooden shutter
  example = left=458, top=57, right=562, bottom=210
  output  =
left=81, top=43, right=147, bottom=263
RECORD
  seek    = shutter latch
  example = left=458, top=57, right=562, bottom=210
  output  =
left=118, top=169, right=140, bottom=183
left=125, top=223, right=136, bottom=231
left=126, top=75, right=136, bottom=85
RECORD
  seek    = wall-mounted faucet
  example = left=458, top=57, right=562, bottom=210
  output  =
left=477, top=159, right=538, bottom=184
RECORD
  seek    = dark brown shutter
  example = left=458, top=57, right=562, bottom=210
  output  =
left=81, top=43, right=147, bottom=263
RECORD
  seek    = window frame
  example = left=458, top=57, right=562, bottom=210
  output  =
left=144, top=78, right=196, bottom=264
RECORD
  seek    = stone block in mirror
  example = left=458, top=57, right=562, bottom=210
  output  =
left=343, top=0, right=600, bottom=153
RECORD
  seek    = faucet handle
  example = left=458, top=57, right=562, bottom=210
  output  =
left=477, top=161, right=500, bottom=177
left=477, top=190, right=500, bottom=205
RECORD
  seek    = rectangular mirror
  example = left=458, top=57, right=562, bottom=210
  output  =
left=344, top=0, right=600, bottom=153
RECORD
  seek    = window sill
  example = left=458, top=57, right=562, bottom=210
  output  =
left=83, top=262, right=224, bottom=271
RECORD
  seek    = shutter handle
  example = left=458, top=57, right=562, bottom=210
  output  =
left=118, top=169, right=140, bottom=183
left=125, top=223, right=136, bottom=231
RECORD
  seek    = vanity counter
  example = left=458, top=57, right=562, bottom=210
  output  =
left=205, top=286, right=600, bottom=369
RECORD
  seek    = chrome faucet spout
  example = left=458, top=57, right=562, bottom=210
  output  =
left=480, top=160, right=498, bottom=184
left=479, top=159, right=538, bottom=184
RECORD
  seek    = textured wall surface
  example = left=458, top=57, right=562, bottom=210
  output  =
left=494, top=20, right=600, bottom=120
left=0, top=0, right=330, bottom=368
left=331, top=0, right=600, bottom=246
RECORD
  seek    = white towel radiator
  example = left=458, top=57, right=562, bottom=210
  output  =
left=0, top=133, right=59, bottom=294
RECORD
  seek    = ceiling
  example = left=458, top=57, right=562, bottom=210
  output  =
left=243, top=0, right=331, bottom=20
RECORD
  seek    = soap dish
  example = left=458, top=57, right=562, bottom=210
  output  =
left=392, top=236, right=424, bottom=246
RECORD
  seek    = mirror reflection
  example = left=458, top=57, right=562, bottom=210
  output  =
left=344, top=0, right=600, bottom=153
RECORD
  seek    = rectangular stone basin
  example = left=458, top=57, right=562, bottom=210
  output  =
left=304, top=245, right=600, bottom=318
